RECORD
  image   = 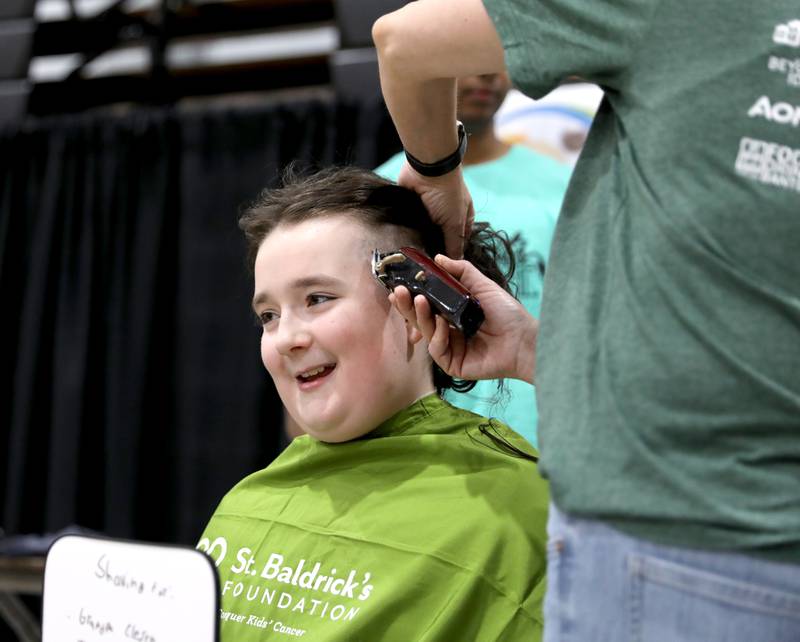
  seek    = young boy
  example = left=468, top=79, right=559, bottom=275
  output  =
left=198, top=167, right=549, bottom=641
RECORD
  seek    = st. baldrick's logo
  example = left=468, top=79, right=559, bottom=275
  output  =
left=197, top=537, right=375, bottom=623
left=230, top=550, right=373, bottom=601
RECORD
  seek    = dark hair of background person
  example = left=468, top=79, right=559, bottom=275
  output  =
left=239, top=165, right=517, bottom=396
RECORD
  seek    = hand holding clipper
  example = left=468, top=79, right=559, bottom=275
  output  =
left=372, top=247, right=485, bottom=338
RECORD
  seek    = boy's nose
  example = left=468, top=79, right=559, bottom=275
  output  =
left=274, top=315, right=312, bottom=356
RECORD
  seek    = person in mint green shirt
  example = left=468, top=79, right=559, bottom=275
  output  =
left=377, top=73, right=570, bottom=447
left=198, top=166, right=549, bottom=641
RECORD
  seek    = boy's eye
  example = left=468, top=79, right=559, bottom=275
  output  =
left=259, top=310, right=279, bottom=326
left=307, top=294, right=334, bottom=306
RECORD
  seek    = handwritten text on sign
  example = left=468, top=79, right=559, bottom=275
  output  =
left=42, top=535, right=219, bottom=642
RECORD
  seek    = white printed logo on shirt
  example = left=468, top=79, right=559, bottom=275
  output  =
left=747, top=95, right=800, bottom=127
left=735, top=137, right=800, bottom=193
left=774, top=20, right=800, bottom=47
left=768, top=56, right=800, bottom=87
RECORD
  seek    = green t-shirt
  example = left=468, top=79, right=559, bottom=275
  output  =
left=376, top=146, right=571, bottom=446
left=483, top=0, right=800, bottom=562
left=198, top=395, right=549, bottom=640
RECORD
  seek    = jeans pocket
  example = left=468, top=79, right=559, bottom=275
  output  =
left=628, top=553, right=800, bottom=642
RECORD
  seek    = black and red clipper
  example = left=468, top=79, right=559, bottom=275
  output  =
left=371, top=247, right=485, bottom=338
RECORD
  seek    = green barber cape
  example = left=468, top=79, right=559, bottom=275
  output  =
left=198, top=395, right=549, bottom=641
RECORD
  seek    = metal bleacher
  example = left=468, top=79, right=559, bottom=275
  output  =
left=0, top=0, right=36, bottom=126
left=0, top=0, right=408, bottom=123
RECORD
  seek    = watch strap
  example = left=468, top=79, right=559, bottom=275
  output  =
left=404, top=121, right=467, bottom=177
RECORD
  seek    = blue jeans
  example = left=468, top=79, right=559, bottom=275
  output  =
left=544, top=503, right=800, bottom=642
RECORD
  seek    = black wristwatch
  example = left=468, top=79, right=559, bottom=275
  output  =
left=404, top=121, right=467, bottom=177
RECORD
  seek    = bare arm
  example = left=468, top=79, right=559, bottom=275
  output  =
left=373, top=0, right=505, bottom=160
left=373, top=0, right=506, bottom=257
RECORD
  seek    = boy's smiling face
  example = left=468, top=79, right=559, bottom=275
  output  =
left=252, top=215, right=435, bottom=443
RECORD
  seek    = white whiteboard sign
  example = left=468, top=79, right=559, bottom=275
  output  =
left=42, top=534, right=219, bottom=642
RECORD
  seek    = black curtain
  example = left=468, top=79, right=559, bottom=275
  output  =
left=0, top=97, right=401, bottom=545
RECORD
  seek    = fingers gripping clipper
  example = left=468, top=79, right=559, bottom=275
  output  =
left=371, top=247, right=484, bottom=338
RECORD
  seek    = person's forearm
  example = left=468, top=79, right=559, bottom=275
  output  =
left=373, top=0, right=505, bottom=162
left=376, top=67, right=458, bottom=164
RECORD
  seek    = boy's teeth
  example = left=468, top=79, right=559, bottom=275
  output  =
left=301, top=366, right=325, bottom=378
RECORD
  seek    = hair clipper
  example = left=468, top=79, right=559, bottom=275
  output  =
left=371, top=247, right=484, bottom=338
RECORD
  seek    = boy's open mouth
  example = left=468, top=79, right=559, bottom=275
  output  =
left=296, top=364, right=336, bottom=384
